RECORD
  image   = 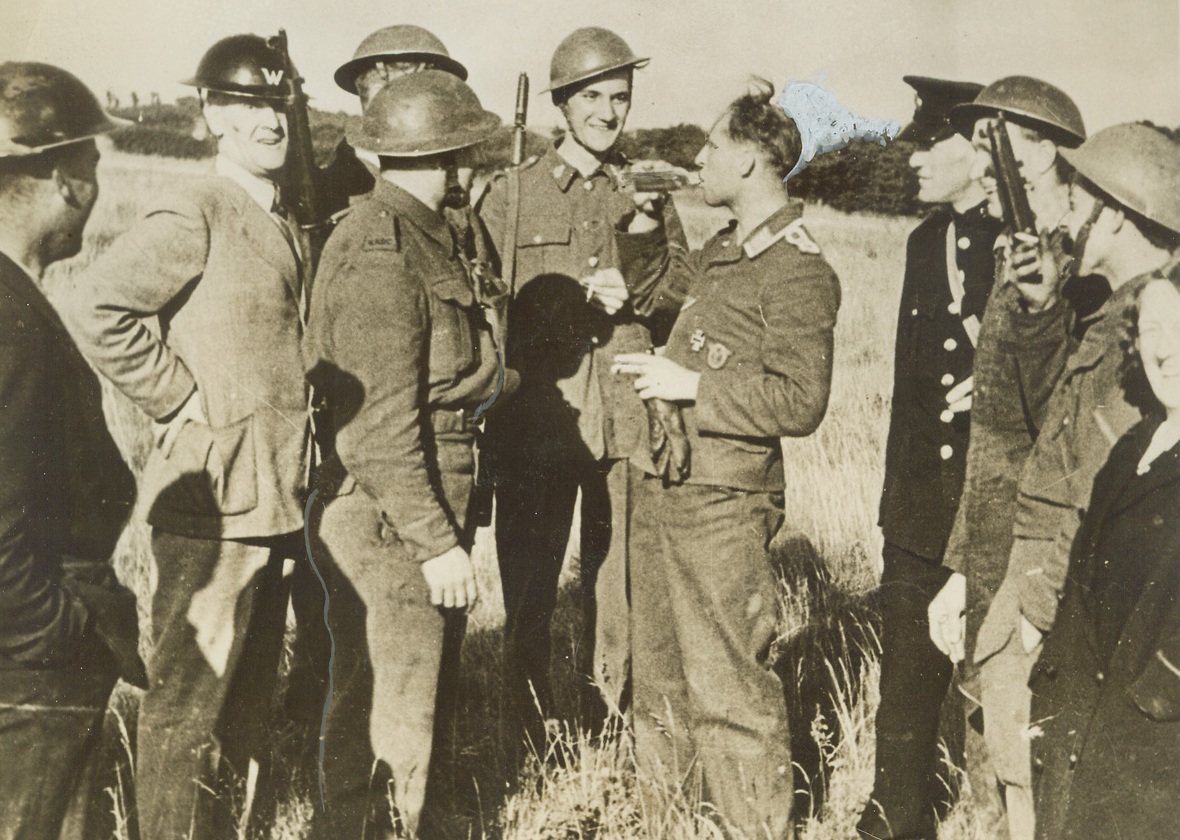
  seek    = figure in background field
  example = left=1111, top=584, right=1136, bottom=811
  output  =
left=925, top=76, right=1100, bottom=840
left=65, top=35, right=312, bottom=840
left=303, top=70, right=510, bottom=840
left=856, top=75, right=1000, bottom=840
left=0, top=61, right=144, bottom=840
left=613, top=79, right=841, bottom=840
left=319, top=25, right=470, bottom=215
left=476, top=26, right=688, bottom=753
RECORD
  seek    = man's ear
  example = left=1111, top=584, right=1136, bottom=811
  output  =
left=1107, top=205, right=1126, bottom=237
left=202, top=101, right=225, bottom=139
left=738, top=145, right=757, bottom=179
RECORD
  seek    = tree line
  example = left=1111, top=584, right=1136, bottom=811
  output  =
left=107, top=100, right=1180, bottom=218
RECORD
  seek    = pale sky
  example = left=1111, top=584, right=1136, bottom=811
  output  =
left=4, top=0, right=1178, bottom=133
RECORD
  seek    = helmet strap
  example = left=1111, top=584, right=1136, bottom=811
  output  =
left=1070, top=196, right=1106, bottom=277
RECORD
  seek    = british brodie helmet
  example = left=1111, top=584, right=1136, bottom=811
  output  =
left=0, top=62, right=127, bottom=157
left=544, top=27, right=648, bottom=95
left=951, top=75, right=1086, bottom=147
left=347, top=69, right=500, bottom=157
left=1061, top=124, right=1180, bottom=235
left=181, top=34, right=292, bottom=102
left=335, top=25, right=468, bottom=95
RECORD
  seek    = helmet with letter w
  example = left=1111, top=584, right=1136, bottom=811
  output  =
left=181, top=34, right=292, bottom=102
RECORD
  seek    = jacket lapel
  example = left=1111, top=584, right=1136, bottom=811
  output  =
left=220, top=180, right=301, bottom=302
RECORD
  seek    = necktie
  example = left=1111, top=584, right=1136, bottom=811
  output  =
left=271, top=192, right=308, bottom=323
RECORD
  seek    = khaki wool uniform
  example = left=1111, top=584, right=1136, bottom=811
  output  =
left=618, top=200, right=840, bottom=840
left=303, top=178, right=501, bottom=839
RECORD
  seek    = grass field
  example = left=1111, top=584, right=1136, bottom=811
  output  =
left=44, top=146, right=1001, bottom=839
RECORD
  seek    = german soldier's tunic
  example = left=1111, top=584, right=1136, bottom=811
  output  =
left=304, top=178, right=501, bottom=838
left=619, top=199, right=840, bottom=840
left=476, top=141, right=683, bottom=739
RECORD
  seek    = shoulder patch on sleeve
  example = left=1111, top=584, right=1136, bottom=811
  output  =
left=362, top=214, right=401, bottom=252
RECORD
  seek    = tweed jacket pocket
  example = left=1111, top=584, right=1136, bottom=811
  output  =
left=157, top=415, right=258, bottom=516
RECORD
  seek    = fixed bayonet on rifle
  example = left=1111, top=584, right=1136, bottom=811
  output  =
left=269, top=29, right=330, bottom=276
left=987, top=113, right=1041, bottom=278
left=503, top=72, right=530, bottom=304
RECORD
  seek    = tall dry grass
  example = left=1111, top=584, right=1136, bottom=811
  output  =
left=41, top=146, right=999, bottom=838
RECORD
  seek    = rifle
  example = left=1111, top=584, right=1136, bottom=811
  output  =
left=269, top=29, right=330, bottom=277
left=503, top=72, right=530, bottom=305
left=269, top=30, right=332, bottom=478
left=987, top=114, right=1040, bottom=279
left=473, top=73, right=527, bottom=422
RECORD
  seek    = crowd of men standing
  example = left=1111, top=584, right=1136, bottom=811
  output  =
left=1, top=19, right=1179, bottom=840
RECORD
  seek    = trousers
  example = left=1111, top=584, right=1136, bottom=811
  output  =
left=137, top=531, right=294, bottom=840
left=495, top=456, right=635, bottom=747
left=630, top=478, right=793, bottom=840
left=0, top=654, right=117, bottom=840
left=857, top=542, right=961, bottom=840
left=311, top=442, right=474, bottom=839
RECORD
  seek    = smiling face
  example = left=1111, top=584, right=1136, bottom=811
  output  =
left=694, top=113, right=749, bottom=208
left=559, top=69, right=632, bottom=155
left=909, top=132, right=978, bottom=206
left=203, top=94, right=289, bottom=179
left=1138, top=278, right=1180, bottom=418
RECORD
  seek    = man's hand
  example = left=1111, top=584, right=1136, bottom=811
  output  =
left=928, top=572, right=967, bottom=663
left=623, top=159, right=668, bottom=232
left=579, top=267, right=629, bottom=316
left=1019, top=615, right=1044, bottom=654
left=153, top=389, right=207, bottom=450
left=946, top=375, right=973, bottom=414
left=420, top=545, right=478, bottom=611
left=1010, top=230, right=1064, bottom=312
left=612, top=352, right=700, bottom=401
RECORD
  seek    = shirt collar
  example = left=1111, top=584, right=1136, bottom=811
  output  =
left=739, top=200, right=807, bottom=260
left=371, top=177, right=455, bottom=255
left=548, top=142, right=622, bottom=192
left=215, top=155, right=278, bottom=214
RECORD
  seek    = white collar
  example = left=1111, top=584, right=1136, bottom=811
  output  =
left=1138, top=419, right=1180, bottom=475
left=215, top=155, right=278, bottom=214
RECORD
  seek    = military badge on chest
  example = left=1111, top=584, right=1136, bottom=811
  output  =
left=688, top=328, right=733, bottom=369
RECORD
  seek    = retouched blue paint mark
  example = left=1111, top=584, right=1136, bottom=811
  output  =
left=778, top=80, right=900, bottom=180
left=303, top=488, right=334, bottom=812
left=472, top=342, right=505, bottom=420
